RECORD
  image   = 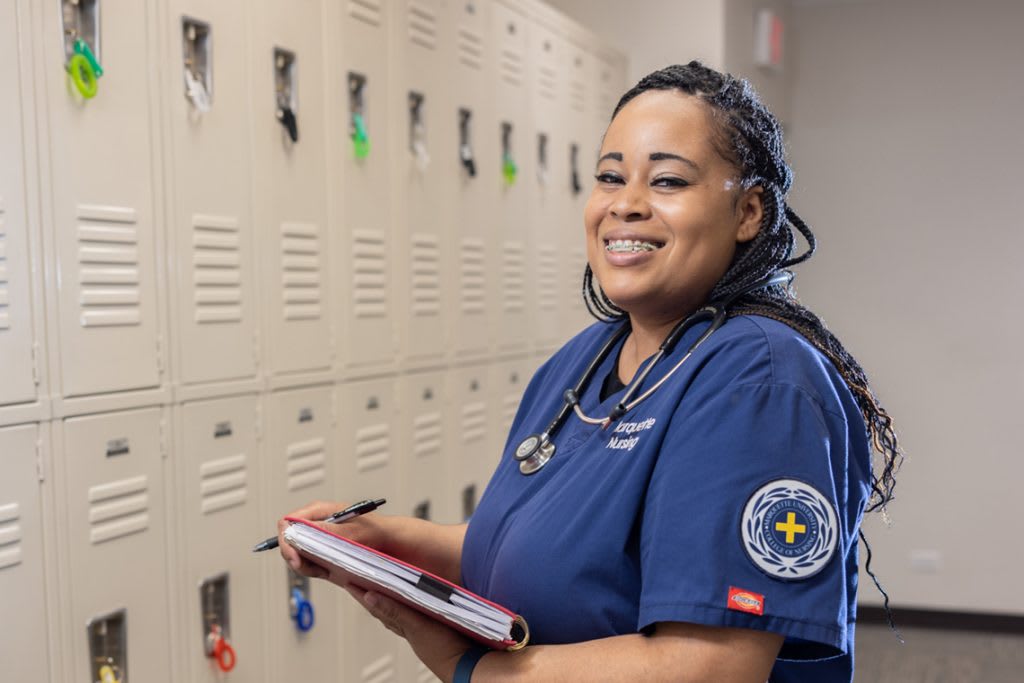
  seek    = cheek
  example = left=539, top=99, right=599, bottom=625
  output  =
left=583, top=192, right=607, bottom=234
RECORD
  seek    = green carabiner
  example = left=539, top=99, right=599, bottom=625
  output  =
left=352, top=113, right=370, bottom=159
left=502, top=153, right=518, bottom=186
left=67, top=53, right=98, bottom=99
left=74, top=38, right=103, bottom=78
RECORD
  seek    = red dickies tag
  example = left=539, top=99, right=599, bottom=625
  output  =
left=728, top=586, right=765, bottom=616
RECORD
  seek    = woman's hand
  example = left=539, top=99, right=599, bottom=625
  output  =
left=277, top=500, right=387, bottom=579
left=344, top=584, right=472, bottom=683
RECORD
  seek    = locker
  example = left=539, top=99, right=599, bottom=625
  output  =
left=448, top=0, right=496, bottom=362
left=263, top=386, right=339, bottom=682
left=178, top=396, right=263, bottom=681
left=490, top=0, right=533, bottom=354
left=526, top=13, right=568, bottom=355
left=164, top=1, right=259, bottom=385
left=252, top=0, right=333, bottom=376
left=397, top=371, right=448, bottom=522
left=336, top=0, right=399, bottom=374
left=0, top=424, right=51, bottom=683
left=394, top=0, right=452, bottom=370
left=0, top=0, right=40, bottom=408
left=334, top=376, right=402, bottom=683
left=58, top=407, right=172, bottom=683
left=488, top=356, right=532, bottom=490
left=42, top=0, right=165, bottom=397
left=446, top=364, right=493, bottom=520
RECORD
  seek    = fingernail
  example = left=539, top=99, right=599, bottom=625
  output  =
left=364, top=592, right=380, bottom=608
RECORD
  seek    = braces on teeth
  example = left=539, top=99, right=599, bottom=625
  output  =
left=606, top=239, right=660, bottom=253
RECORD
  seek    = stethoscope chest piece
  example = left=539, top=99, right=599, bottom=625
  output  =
left=515, top=433, right=556, bottom=475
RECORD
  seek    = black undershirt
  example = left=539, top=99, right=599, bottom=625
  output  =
left=599, top=355, right=627, bottom=402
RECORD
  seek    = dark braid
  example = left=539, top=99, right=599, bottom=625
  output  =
left=585, top=62, right=902, bottom=514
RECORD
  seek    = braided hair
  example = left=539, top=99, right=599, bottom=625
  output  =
left=584, top=62, right=902, bottom=515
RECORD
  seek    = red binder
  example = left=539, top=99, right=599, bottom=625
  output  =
left=283, top=517, right=529, bottom=651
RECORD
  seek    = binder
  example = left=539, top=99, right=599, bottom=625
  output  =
left=283, top=517, right=530, bottom=651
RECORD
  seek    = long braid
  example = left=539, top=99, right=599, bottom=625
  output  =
left=585, top=61, right=903, bottom=514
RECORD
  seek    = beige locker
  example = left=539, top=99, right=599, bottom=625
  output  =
left=488, top=356, right=531, bottom=488
left=446, top=365, right=492, bottom=521
left=58, top=407, right=172, bottom=683
left=263, top=386, right=339, bottom=682
left=398, top=371, right=448, bottom=522
left=334, top=376, right=402, bottom=683
left=448, top=0, right=496, bottom=362
left=526, top=14, right=567, bottom=355
left=336, top=0, right=399, bottom=374
left=490, top=0, right=533, bottom=354
left=393, top=0, right=452, bottom=370
left=164, top=2, right=260, bottom=386
left=178, top=396, right=264, bottom=681
left=0, top=424, right=51, bottom=683
left=41, top=0, right=164, bottom=397
left=0, top=0, right=40, bottom=408
left=252, top=0, right=333, bottom=377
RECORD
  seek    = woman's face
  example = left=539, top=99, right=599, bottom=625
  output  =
left=584, top=89, right=762, bottom=324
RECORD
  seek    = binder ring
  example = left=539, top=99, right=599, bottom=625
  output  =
left=507, top=614, right=530, bottom=651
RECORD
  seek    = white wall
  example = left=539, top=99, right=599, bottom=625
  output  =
left=788, top=0, right=1024, bottom=614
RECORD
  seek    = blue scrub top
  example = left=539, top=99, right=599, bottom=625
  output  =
left=462, top=315, right=873, bottom=683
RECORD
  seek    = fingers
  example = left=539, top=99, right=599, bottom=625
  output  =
left=277, top=500, right=348, bottom=573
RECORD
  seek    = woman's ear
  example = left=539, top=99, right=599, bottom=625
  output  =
left=736, top=186, right=764, bottom=243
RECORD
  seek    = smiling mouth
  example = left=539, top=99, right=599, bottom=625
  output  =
left=604, top=238, right=665, bottom=253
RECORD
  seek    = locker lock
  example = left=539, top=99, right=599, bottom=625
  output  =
left=61, top=0, right=103, bottom=100
left=537, top=133, right=549, bottom=187
left=408, top=92, right=430, bottom=170
left=458, top=108, right=477, bottom=177
left=348, top=72, right=370, bottom=159
left=87, top=608, right=126, bottom=683
left=274, top=48, right=299, bottom=143
left=200, top=574, right=236, bottom=673
left=290, top=587, right=315, bottom=632
left=570, top=143, right=582, bottom=196
left=205, top=624, right=237, bottom=673
left=501, top=122, right=517, bottom=186
left=67, top=38, right=103, bottom=100
left=182, top=18, right=212, bottom=115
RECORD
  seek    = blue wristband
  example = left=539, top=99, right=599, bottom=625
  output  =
left=453, top=645, right=489, bottom=683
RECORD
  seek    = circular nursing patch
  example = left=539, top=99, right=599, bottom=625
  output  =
left=741, top=479, right=838, bottom=580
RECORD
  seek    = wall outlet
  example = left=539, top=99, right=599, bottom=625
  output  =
left=910, top=549, right=943, bottom=573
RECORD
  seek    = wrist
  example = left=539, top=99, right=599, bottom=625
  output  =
left=452, top=645, right=489, bottom=683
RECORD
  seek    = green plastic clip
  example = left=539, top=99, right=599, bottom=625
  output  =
left=352, top=113, right=370, bottom=159
left=502, top=153, right=518, bottom=186
left=67, top=53, right=98, bottom=99
left=74, top=38, right=103, bottom=78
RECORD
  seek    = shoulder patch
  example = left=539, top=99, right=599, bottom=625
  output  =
left=741, top=479, right=838, bottom=580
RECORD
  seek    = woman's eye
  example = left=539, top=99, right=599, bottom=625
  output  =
left=595, top=172, right=624, bottom=184
left=652, top=176, right=689, bottom=188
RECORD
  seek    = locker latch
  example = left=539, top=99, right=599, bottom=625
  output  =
left=61, top=0, right=103, bottom=100
left=537, top=133, right=549, bottom=186
left=570, top=143, right=582, bottom=196
left=200, top=573, right=237, bottom=673
left=274, top=48, right=299, bottom=143
left=87, top=608, right=127, bottom=683
left=181, top=17, right=213, bottom=114
left=413, top=500, right=431, bottom=521
left=462, top=484, right=478, bottom=521
left=458, top=108, right=477, bottom=177
left=501, top=122, right=517, bottom=186
left=408, top=91, right=430, bottom=170
left=348, top=72, right=370, bottom=159
left=288, top=570, right=315, bottom=633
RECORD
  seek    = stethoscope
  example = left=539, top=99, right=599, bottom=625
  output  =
left=514, top=271, right=793, bottom=475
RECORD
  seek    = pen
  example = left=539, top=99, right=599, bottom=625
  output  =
left=252, top=498, right=387, bottom=553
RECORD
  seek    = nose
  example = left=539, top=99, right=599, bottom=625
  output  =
left=609, top=181, right=650, bottom=221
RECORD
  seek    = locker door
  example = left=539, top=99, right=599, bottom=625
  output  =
left=263, top=386, right=338, bottom=682
left=489, top=357, right=530, bottom=490
left=491, top=0, right=533, bottom=354
left=394, top=0, right=451, bottom=369
left=447, top=365, right=491, bottom=520
left=398, top=371, right=448, bottom=522
left=334, top=377, right=401, bottom=683
left=0, top=424, right=51, bottom=683
left=60, top=407, right=172, bottom=683
left=0, top=0, right=40, bottom=407
left=42, top=0, right=163, bottom=397
left=562, top=37, right=596, bottom=339
left=526, top=17, right=566, bottom=355
left=252, top=0, right=333, bottom=376
left=165, top=2, right=258, bottom=386
left=449, top=0, right=495, bottom=362
left=339, top=0, right=398, bottom=373
left=179, top=396, right=263, bottom=681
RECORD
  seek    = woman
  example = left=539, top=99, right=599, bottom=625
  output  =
left=279, top=62, right=901, bottom=682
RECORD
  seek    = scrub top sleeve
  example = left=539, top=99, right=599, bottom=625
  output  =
left=638, top=381, right=854, bottom=658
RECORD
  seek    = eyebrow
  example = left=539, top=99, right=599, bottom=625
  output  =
left=596, top=151, right=700, bottom=172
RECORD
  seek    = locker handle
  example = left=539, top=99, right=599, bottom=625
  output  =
left=570, top=143, right=582, bottom=196
left=408, top=91, right=430, bottom=170
left=67, top=39, right=101, bottom=100
left=501, top=122, right=517, bottom=186
left=277, top=106, right=299, bottom=143
left=352, top=113, right=370, bottom=159
left=207, top=625, right=237, bottom=673
left=458, top=108, right=476, bottom=177
left=537, top=133, right=549, bottom=186
left=98, top=664, right=122, bottom=683
left=291, top=587, right=315, bottom=632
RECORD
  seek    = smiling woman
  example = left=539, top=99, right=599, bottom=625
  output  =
left=280, top=61, right=902, bottom=683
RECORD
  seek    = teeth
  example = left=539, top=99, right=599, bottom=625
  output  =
left=605, top=239, right=659, bottom=253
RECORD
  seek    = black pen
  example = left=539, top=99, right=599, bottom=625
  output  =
left=252, top=498, right=386, bottom=553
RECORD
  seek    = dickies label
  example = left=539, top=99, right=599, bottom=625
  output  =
left=728, top=586, right=765, bottom=616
